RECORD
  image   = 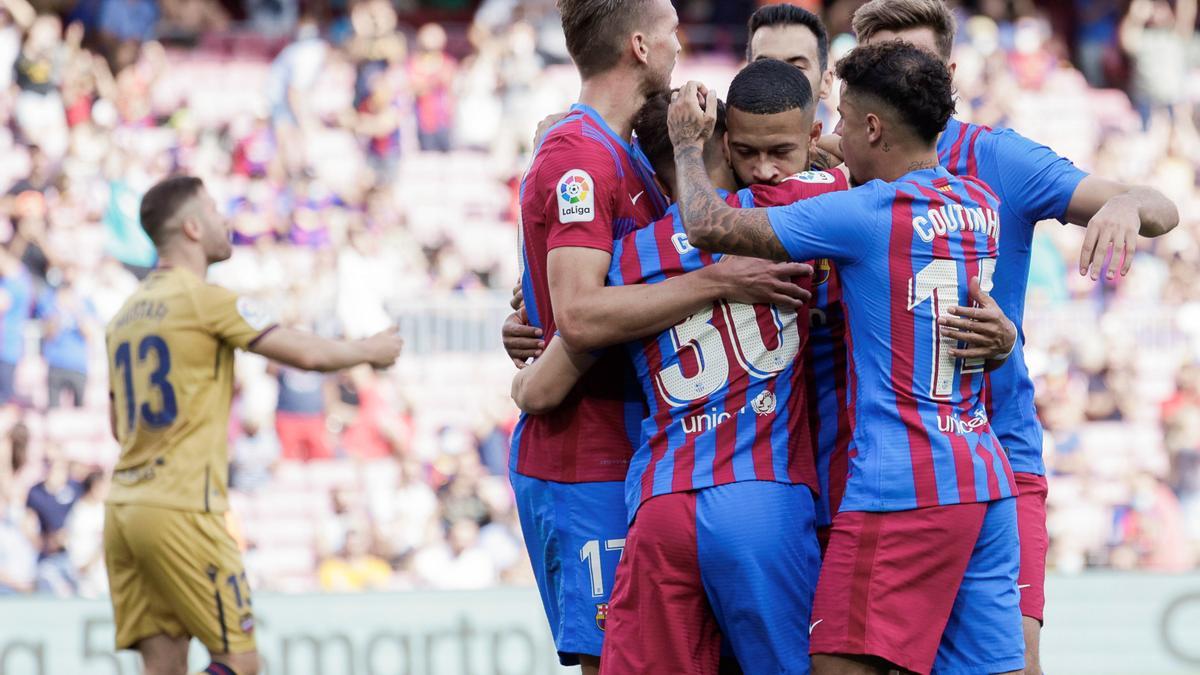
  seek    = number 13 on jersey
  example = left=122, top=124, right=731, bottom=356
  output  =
left=112, top=335, right=179, bottom=431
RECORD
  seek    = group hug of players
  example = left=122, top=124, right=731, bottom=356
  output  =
left=503, top=1, right=1179, bottom=674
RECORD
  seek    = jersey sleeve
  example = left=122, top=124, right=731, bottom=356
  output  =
left=191, top=284, right=278, bottom=350
left=748, top=171, right=851, bottom=207
left=765, top=182, right=883, bottom=264
left=542, top=136, right=622, bottom=254
left=984, top=129, right=1088, bottom=225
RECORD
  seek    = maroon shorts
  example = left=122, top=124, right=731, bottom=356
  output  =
left=809, top=501, right=1023, bottom=674
left=1014, top=472, right=1049, bottom=623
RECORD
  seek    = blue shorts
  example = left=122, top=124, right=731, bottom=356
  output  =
left=602, top=481, right=822, bottom=674
left=812, top=498, right=1023, bottom=674
left=510, top=471, right=627, bottom=665
left=934, top=497, right=1025, bottom=674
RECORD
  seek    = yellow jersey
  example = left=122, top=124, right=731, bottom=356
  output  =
left=105, top=267, right=275, bottom=513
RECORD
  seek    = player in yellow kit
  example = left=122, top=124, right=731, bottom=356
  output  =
left=103, top=176, right=404, bottom=675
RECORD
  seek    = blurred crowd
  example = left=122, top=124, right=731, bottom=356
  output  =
left=0, top=0, right=1197, bottom=598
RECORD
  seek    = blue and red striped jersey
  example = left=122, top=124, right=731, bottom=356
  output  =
left=511, top=103, right=667, bottom=483
left=733, top=173, right=856, bottom=527
left=767, top=166, right=1017, bottom=511
left=607, top=173, right=844, bottom=520
left=805, top=263, right=854, bottom=527
left=938, top=118, right=1088, bottom=476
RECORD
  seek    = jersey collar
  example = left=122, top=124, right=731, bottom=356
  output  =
left=569, top=103, right=633, bottom=153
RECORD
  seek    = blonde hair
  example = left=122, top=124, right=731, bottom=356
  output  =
left=851, top=0, right=957, bottom=60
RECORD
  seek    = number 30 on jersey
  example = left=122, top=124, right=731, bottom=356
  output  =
left=656, top=302, right=800, bottom=406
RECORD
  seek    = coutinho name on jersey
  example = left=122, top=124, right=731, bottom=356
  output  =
left=912, top=203, right=1000, bottom=244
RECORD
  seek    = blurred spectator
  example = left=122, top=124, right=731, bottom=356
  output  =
left=96, top=0, right=156, bottom=72
left=26, top=452, right=79, bottom=596
left=245, top=0, right=299, bottom=38
left=413, top=519, right=498, bottom=589
left=408, top=23, right=456, bottom=153
left=64, top=470, right=106, bottom=597
left=1074, top=0, right=1123, bottom=87
left=273, top=364, right=333, bottom=461
left=371, top=458, right=438, bottom=560
left=266, top=14, right=327, bottom=174
left=331, top=367, right=404, bottom=459
left=229, top=416, right=281, bottom=493
left=13, top=16, right=76, bottom=159
left=0, top=489, right=37, bottom=594
left=1119, top=0, right=1196, bottom=129
left=35, top=272, right=99, bottom=408
left=0, top=250, right=33, bottom=405
left=317, top=526, right=391, bottom=592
left=0, top=0, right=36, bottom=92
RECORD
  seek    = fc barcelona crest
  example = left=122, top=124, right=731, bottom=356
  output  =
left=595, top=603, right=609, bottom=631
left=814, top=259, right=832, bottom=286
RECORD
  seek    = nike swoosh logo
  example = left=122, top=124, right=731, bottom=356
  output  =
left=630, top=191, right=645, bottom=205
left=809, top=619, right=823, bottom=634
left=1017, top=584, right=1031, bottom=590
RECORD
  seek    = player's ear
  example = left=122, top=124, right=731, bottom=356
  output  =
left=809, top=119, right=823, bottom=144
left=631, top=30, right=650, bottom=66
left=722, top=132, right=731, bottom=166
left=179, top=217, right=203, bottom=243
left=865, top=113, right=883, bottom=146
left=819, top=69, right=834, bottom=100
left=947, top=60, right=957, bottom=79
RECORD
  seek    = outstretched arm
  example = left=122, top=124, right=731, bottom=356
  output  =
left=250, top=327, right=403, bottom=372
left=668, top=82, right=791, bottom=261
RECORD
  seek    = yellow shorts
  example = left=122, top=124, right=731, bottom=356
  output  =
left=104, top=503, right=256, bottom=654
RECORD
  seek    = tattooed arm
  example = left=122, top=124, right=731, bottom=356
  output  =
left=672, top=145, right=792, bottom=261
left=667, top=82, right=791, bottom=261
left=667, top=82, right=873, bottom=266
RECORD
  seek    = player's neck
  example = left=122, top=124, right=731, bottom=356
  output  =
left=876, top=148, right=941, bottom=183
left=577, top=74, right=646, bottom=143
left=156, top=247, right=208, bottom=280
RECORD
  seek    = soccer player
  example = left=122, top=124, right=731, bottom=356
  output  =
left=669, top=43, right=1023, bottom=675
left=510, top=1, right=811, bottom=671
left=103, top=176, right=403, bottom=675
left=849, top=1, right=1179, bottom=671
left=743, top=4, right=838, bottom=173
left=515, top=73, right=842, bottom=674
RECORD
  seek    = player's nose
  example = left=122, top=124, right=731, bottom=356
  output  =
left=753, top=160, right=780, bottom=184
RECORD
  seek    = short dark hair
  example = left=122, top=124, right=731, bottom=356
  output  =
left=746, top=3, right=829, bottom=71
left=836, top=41, right=954, bottom=144
left=139, top=175, right=205, bottom=246
left=634, top=90, right=727, bottom=175
left=728, top=58, right=813, bottom=116
left=852, top=0, right=957, bottom=60
left=558, top=0, right=652, bottom=79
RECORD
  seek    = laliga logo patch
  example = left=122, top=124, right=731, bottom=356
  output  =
left=236, top=297, right=273, bottom=331
left=751, top=390, right=777, bottom=416
left=595, top=603, right=609, bottom=631
left=240, top=613, right=255, bottom=634
left=557, top=169, right=595, bottom=223
left=783, top=170, right=836, bottom=184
